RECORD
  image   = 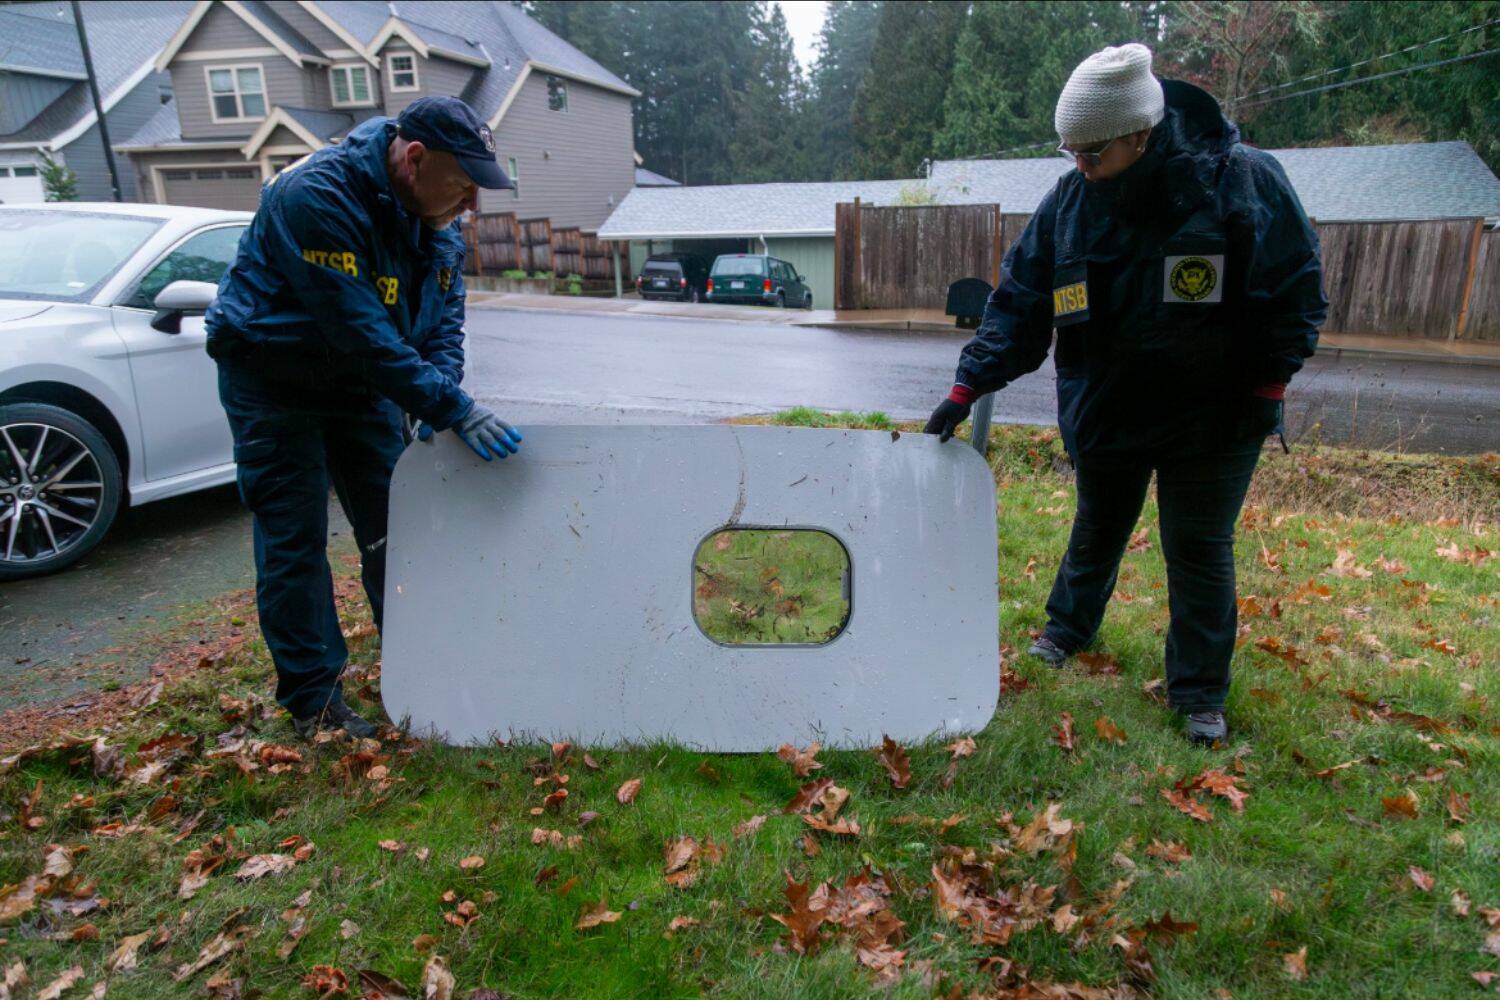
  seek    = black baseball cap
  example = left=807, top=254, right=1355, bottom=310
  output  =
left=396, top=96, right=512, bottom=190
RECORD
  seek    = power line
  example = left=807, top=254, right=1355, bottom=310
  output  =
left=954, top=30, right=1499, bottom=161
left=1239, top=17, right=1498, bottom=101
left=1237, top=44, right=1500, bottom=109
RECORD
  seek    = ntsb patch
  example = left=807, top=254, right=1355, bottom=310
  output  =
left=1163, top=254, right=1223, bottom=303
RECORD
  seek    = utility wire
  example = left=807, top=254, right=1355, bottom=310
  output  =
left=1237, top=44, right=1500, bottom=109
left=954, top=26, right=1498, bottom=161
left=1238, top=17, right=1498, bottom=100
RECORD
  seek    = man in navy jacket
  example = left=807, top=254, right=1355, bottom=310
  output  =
left=926, top=46, right=1326, bottom=745
left=207, top=97, right=520, bottom=739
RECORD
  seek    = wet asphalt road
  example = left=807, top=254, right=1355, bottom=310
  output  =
left=2, top=305, right=1496, bottom=706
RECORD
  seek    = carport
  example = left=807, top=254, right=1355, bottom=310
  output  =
left=597, top=178, right=915, bottom=310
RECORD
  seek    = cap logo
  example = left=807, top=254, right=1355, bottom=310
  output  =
left=478, top=124, right=495, bottom=153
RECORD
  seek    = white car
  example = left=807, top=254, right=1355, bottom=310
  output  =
left=0, top=202, right=252, bottom=580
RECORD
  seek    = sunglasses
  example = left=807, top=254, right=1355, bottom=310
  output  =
left=1056, top=136, right=1118, bottom=167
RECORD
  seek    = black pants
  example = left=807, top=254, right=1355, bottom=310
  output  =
left=218, top=364, right=405, bottom=719
left=1042, top=443, right=1261, bottom=712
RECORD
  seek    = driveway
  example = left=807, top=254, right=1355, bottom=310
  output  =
left=2, top=305, right=1495, bottom=708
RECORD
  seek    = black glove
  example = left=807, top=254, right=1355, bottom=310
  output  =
left=1235, top=394, right=1283, bottom=442
left=924, top=398, right=972, bottom=443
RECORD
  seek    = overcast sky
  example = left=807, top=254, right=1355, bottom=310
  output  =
left=779, top=0, right=827, bottom=71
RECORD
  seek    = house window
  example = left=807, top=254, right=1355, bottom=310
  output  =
left=546, top=75, right=568, bottom=112
left=13, top=166, right=37, bottom=177
left=330, top=64, right=373, bottom=107
left=387, top=52, right=419, bottom=92
left=507, top=157, right=519, bottom=199
left=206, top=65, right=266, bottom=122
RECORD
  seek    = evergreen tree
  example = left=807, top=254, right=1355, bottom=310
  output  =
left=850, top=1, right=967, bottom=179
left=1225, top=1, right=1500, bottom=169
left=936, top=1, right=1147, bottom=160
left=38, top=151, right=78, bottom=202
left=730, top=2, right=811, bottom=182
left=805, top=0, right=882, bottom=179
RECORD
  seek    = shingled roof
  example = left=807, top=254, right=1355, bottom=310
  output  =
left=931, top=142, right=1500, bottom=222
left=0, top=1, right=192, bottom=146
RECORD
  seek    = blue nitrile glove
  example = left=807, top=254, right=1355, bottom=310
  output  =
left=452, top=403, right=523, bottom=460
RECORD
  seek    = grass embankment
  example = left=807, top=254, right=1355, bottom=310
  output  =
left=0, top=413, right=1496, bottom=998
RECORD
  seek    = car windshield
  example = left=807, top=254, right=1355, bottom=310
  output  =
left=0, top=210, right=163, bottom=301
left=713, top=257, right=765, bottom=276
left=643, top=261, right=683, bottom=276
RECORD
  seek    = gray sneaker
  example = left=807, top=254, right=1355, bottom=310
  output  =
left=1027, top=635, right=1071, bottom=668
left=1184, top=710, right=1227, bottom=746
left=293, top=696, right=379, bottom=741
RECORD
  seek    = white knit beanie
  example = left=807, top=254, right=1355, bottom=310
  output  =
left=1054, top=43, right=1165, bottom=147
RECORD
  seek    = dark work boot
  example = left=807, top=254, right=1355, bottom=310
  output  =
left=1184, top=710, right=1228, bottom=746
left=293, top=695, right=379, bottom=741
left=1027, top=635, right=1072, bottom=668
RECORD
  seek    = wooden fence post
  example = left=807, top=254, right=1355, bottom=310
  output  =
left=851, top=196, right=862, bottom=312
left=1455, top=217, right=1485, bottom=341
left=992, top=204, right=1002, bottom=287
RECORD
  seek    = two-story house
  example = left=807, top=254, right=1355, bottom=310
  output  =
left=0, top=1, right=191, bottom=203
left=116, top=0, right=638, bottom=230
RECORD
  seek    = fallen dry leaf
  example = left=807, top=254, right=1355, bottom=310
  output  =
left=1052, top=712, right=1076, bottom=753
left=1382, top=790, right=1420, bottom=820
left=666, top=915, right=699, bottom=933
left=108, top=931, right=152, bottom=972
left=35, top=967, right=84, bottom=1000
left=768, top=873, right=826, bottom=955
left=420, top=956, right=455, bottom=1000
left=1145, top=840, right=1191, bottom=864
left=615, top=778, right=642, bottom=805
left=732, top=815, right=766, bottom=839
left=356, top=969, right=411, bottom=999
left=575, top=898, right=622, bottom=930
left=378, top=840, right=405, bottom=853
left=458, top=856, right=485, bottom=871
left=946, top=737, right=977, bottom=759
left=1446, top=790, right=1471, bottom=825
left=302, top=964, right=348, bottom=997
left=235, top=853, right=296, bottom=882
left=1094, top=717, right=1127, bottom=746
left=876, top=735, right=912, bottom=789
left=1451, top=889, right=1472, bottom=917
left=775, top=742, right=823, bottom=777
left=1408, top=866, right=1435, bottom=892
left=1162, top=788, right=1214, bottom=823
left=1283, top=946, right=1308, bottom=981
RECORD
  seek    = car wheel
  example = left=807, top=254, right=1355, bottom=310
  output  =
left=804, top=292, right=814, bottom=310
left=776, top=292, right=786, bottom=309
left=0, top=403, right=123, bottom=581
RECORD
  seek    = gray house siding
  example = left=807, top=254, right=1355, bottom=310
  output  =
left=271, top=3, right=350, bottom=54
left=172, top=58, right=315, bottom=141
left=378, top=43, right=475, bottom=118
left=173, top=2, right=318, bottom=140
left=482, top=72, right=633, bottom=230
left=0, top=74, right=72, bottom=134
left=178, top=1, right=272, bottom=53
left=57, top=72, right=169, bottom=201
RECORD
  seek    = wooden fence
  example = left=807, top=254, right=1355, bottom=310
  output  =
left=834, top=200, right=1031, bottom=310
left=835, top=201, right=1498, bottom=341
left=461, top=211, right=630, bottom=282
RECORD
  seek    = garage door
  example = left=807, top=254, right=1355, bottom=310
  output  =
left=0, top=164, right=45, bottom=204
left=160, top=165, right=263, bottom=211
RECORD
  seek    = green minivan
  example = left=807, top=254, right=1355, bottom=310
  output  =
left=706, top=254, right=813, bottom=309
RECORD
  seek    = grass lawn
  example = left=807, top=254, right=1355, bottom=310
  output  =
left=1, top=412, right=1496, bottom=999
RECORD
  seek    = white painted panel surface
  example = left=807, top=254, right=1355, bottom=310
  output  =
left=382, top=425, right=999, bottom=751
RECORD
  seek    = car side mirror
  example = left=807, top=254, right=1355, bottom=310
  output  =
left=151, top=280, right=218, bottom=333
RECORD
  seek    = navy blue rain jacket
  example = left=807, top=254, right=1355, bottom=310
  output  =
left=205, top=117, right=473, bottom=429
left=955, top=80, right=1327, bottom=457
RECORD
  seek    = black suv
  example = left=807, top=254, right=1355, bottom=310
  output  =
left=636, top=253, right=710, bottom=302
